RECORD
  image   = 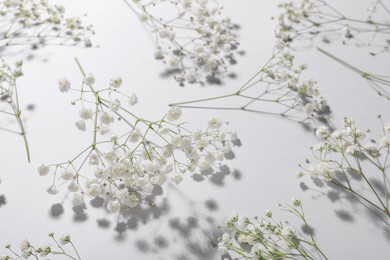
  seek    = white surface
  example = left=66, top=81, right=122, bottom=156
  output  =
left=0, top=0, right=390, bottom=259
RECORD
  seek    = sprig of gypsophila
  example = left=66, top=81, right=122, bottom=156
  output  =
left=0, top=0, right=94, bottom=52
left=37, top=58, right=238, bottom=215
left=170, top=41, right=329, bottom=125
left=216, top=198, right=328, bottom=260
left=0, top=58, right=30, bottom=162
left=1, top=233, right=81, bottom=260
left=276, top=0, right=390, bottom=55
left=123, top=0, right=239, bottom=85
left=297, top=115, right=390, bottom=217
left=317, top=47, right=390, bottom=100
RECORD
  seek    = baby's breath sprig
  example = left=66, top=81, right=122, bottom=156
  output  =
left=123, top=0, right=239, bottom=85
left=297, top=116, right=390, bottom=217
left=1, top=233, right=81, bottom=260
left=217, top=199, right=327, bottom=260
left=0, top=0, right=94, bottom=52
left=170, top=42, right=329, bottom=124
left=38, top=58, right=237, bottom=215
left=277, top=0, right=390, bottom=55
left=318, top=47, right=390, bottom=100
left=0, top=59, right=30, bottom=162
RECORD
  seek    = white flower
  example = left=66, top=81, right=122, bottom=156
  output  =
left=208, top=116, right=222, bottom=129
left=380, top=136, right=390, bottom=147
left=110, top=99, right=121, bottom=112
left=100, top=112, right=114, bottom=125
left=198, top=157, right=211, bottom=171
left=58, top=78, right=71, bottom=92
left=68, top=183, right=80, bottom=192
left=47, top=186, right=59, bottom=195
left=345, top=144, right=359, bottom=155
left=60, top=234, right=70, bottom=245
left=185, top=69, right=197, bottom=83
left=167, top=107, right=182, bottom=121
left=154, top=49, right=164, bottom=60
left=315, top=126, right=330, bottom=139
left=128, top=93, right=138, bottom=106
left=71, top=193, right=84, bottom=206
left=275, top=39, right=285, bottom=50
left=110, top=76, right=122, bottom=88
left=79, top=108, right=93, bottom=120
left=281, top=226, right=295, bottom=238
left=20, top=240, right=30, bottom=251
left=87, top=183, right=102, bottom=196
left=107, top=199, right=121, bottom=213
left=169, top=57, right=180, bottom=68
left=83, top=73, right=95, bottom=85
left=129, top=128, right=141, bottom=143
left=61, top=170, right=74, bottom=180
left=89, top=153, right=99, bottom=165
left=38, top=164, right=49, bottom=176
left=124, top=194, right=139, bottom=208
left=304, top=102, right=319, bottom=115
left=75, top=120, right=86, bottom=131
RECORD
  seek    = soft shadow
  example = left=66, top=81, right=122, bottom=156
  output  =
left=0, top=195, right=6, bottom=208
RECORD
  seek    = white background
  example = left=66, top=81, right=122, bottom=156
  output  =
left=1, top=0, right=390, bottom=259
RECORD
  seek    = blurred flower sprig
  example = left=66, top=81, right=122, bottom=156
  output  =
left=1, top=233, right=80, bottom=260
left=123, top=0, right=239, bottom=85
left=217, top=198, right=327, bottom=260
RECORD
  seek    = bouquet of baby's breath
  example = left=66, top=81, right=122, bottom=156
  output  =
left=0, top=59, right=30, bottom=161
left=0, top=0, right=93, bottom=51
left=38, top=59, right=237, bottom=215
left=277, top=0, right=390, bottom=55
left=1, top=233, right=80, bottom=260
left=298, top=116, right=390, bottom=217
left=217, top=198, right=327, bottom=260
left=123, top=0, right=239, bottom=85
left=170, top=41, right=329, bottom=124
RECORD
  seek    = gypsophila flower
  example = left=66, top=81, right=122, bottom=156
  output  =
left=299, top=116, right=390, bottom=217
left=79, top=108, right=93, bottom=120
left=60, top=234, right=71, bottom=245
left=208, top=117, right=222, bottom=129
left=83, top=73, right=95, bottom=85
left=167, top=107, right=182, bottom=121
left=37, top=164, right=49, bottom=176
left=2, top=233, right=80, bottom=260
left=110, top=76, right=123, bottom=88
left=0, top=0, right=93, bottom=54
left=41, top=61, right=237, bottom=218
left=277, top=0, right=390, bottom=55
left=58, top=78, right=71, bottom=93
left=217, top=200, right=327, bottom=259
left=123, top=0, right=240, bottom=84
left=75, top=120, right=87, bottom=131
left=128, top=94, right=138, bottom=106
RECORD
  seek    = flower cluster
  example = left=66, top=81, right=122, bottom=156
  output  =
left=38, top=59, right=237, bottom=215
left=123, top=0, right=239, bottom=84
left=170, top=42, right=329, bottom=123
left=1, top=233, right=81, bottom=260
left=297, top=116, right=390, bottom=217
left=217, top=199, right=327, bottom=259
left=276, top=0, right=390, bottom=55
left=0, top=0, right=93, bottom=51
left=0, top=59, right=30, bottom=162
